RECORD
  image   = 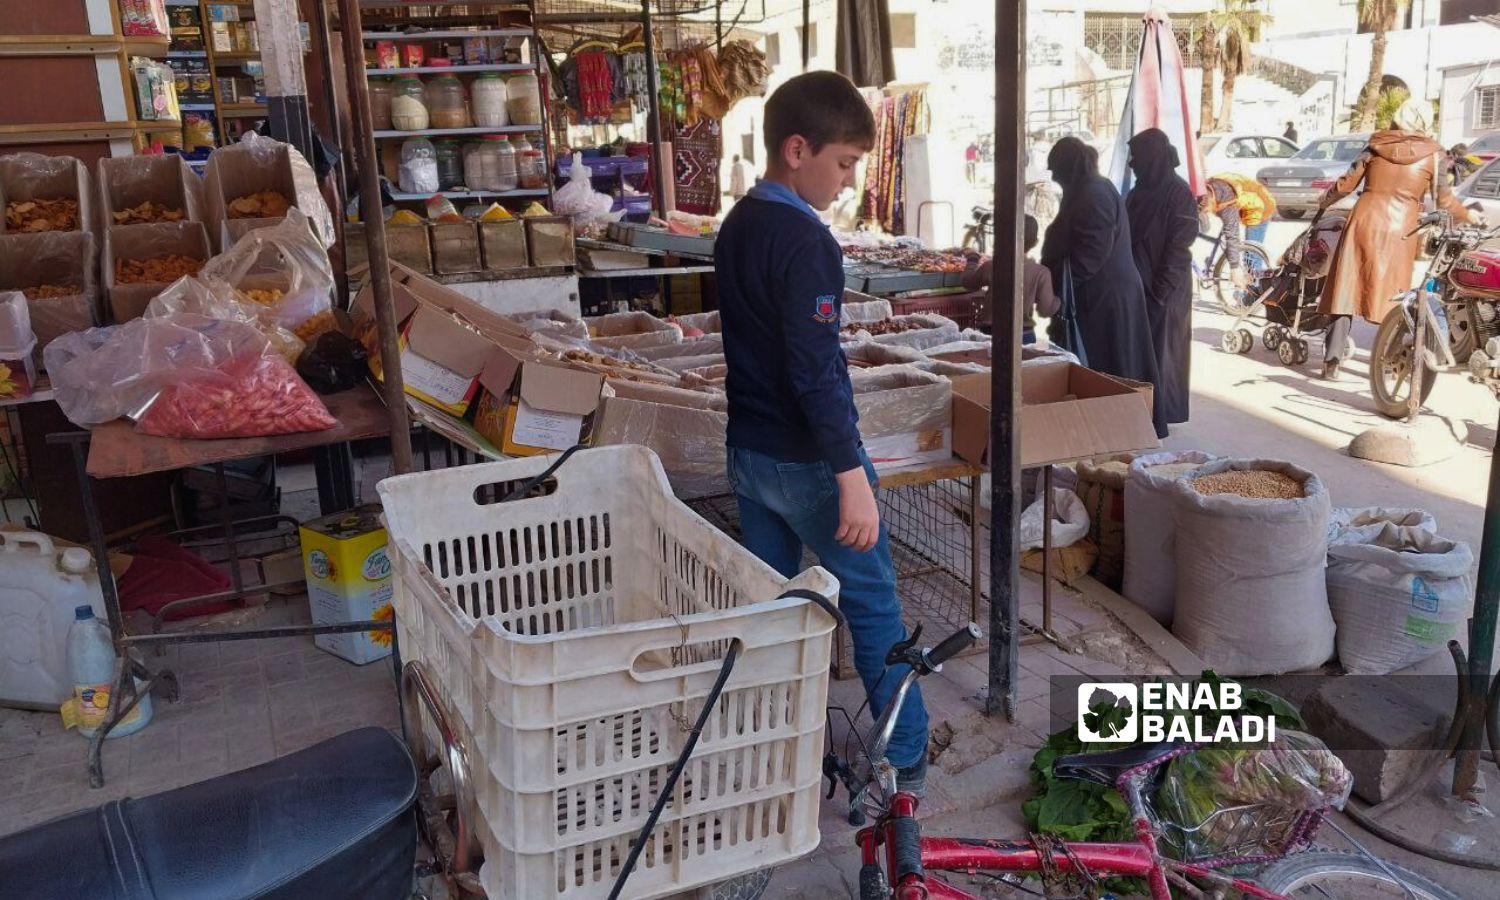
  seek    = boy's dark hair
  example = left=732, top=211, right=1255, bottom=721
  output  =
left=1024, top=214, right=1038, bottom=251
left=763, top=71, right=876, bottom=160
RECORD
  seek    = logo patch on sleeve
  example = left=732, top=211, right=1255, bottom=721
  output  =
left=813, top=294, right=838, bottom=323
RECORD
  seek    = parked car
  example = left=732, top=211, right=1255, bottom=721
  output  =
left=1256, top=134, right=1372, bottom=219
left=1466, top=132, right=1500, bottom=164
left=1457, top=156, right=1500, bottom=224
left=1199, top=132, right=1299, bottom=180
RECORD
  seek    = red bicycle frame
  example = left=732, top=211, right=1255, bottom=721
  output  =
left=858, top=792, right=1291, bottom=900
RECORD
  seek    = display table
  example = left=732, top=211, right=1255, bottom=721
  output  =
left=50, top=382, right=397, bottom=788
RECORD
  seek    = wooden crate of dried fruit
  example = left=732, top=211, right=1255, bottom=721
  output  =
left=0, top=153, right=94, bottom=236
left=96, top=156, right=204, bottom=230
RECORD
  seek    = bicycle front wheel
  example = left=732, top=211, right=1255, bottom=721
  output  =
left=1212, top=241, right=1272, bottom=313
left=1253, top=849, right=1461, bottom=899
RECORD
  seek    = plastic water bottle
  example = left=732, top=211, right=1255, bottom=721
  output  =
left=66, top=606, right=152, bottom=739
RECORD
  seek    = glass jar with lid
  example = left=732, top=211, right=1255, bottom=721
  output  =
left=367, top=77, right=393, bottom=131
left=425, top=74, right=469, bottom=129
left=506, top=72, right=542, bottom=125
left=471, top=73, right=509, bottom=128
left=434, top=140, right=464, bottom=190
left=519, top=149, right=547, bottom=189
left=398, top=137, right=440, bottom=194
left=390, top=76, right=429, bottom=131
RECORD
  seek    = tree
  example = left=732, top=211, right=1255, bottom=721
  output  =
left=1196, top=22, right=1217, bottom=135
left=1353, top=0, right=1411, bottom=131
left=1207, top=0, right=1272, bottom=132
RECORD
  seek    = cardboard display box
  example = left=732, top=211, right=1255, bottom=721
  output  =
left=470, top=354, right=605, bottom=456
left=383, top=223, right=433, bottom=274
left=591, top=380, right=729, bottom=499
left=950, top=363, right=1160, bottom=469
left=524, top=215, right=576, bottom=268
left=0, top=153, right=95, bottom=235
left=102, top=221, right=212, bottom=324
left=584, top=310, right=682, bottom=350
left=96, top=155, right=205, bottom=229
left=430, top=221, right=482, bottom=275
left=479, top=219, right=528, bottom=271
left=352, top=261, right=537, bottom=417
left=0, top=231, right=97, bottom=358
left=850, top=365, right=953, bottom=470
left=203, top=139, right=327, bottom=251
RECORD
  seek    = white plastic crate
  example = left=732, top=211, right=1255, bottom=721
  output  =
left=377, top=446, right=839, bottom=900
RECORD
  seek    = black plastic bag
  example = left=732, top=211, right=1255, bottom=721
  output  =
left=296, top=330, right=368, bottom=394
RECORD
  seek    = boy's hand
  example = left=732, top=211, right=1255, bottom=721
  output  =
left=834, top=468, right=880, bottom=552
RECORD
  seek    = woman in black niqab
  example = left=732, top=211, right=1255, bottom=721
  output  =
left=1040, top=137, right=1168, bottom=437
left=1125, top=128, right=1198, bottom=425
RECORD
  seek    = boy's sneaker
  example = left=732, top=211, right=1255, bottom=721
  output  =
left=896, top=752, right=927, bottom=798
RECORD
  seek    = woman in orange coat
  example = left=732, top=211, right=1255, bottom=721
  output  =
left=1315, top=100, right=1484, bottom=380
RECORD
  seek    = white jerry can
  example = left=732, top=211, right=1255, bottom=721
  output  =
left=0, top=531, right=106, bottom=709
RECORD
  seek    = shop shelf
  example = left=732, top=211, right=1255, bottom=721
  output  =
left=387, top=188, right=550, bottom=201
left=372, top=124, right=543, bottom=138
left=360, top=29, right=533, bottom=41
left=364, top=63, right=535, bottom=76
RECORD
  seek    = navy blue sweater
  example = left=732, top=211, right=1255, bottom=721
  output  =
left=716, top=195, right=862, bottom=473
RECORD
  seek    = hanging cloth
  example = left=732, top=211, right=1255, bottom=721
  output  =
left=835, top=0, right=896, bottom=88
left=1107, top=12, right=1204, bottom=196
left=575, top=51, right=615, bottom=121
left=717, top=40, right=770, bottom=103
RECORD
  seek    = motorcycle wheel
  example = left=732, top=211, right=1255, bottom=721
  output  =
left=1369, top=312, right=1439, bottom=419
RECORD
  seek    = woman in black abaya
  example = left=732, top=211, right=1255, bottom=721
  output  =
left=1041, top=136, right=1167, bottom=437
left=1125, top=128, right=1198, bottom=426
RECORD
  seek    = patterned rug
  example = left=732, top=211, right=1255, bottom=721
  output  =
left=673, top=117, right=721, bottom=216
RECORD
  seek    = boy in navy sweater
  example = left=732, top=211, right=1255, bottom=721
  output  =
left=715, top=71, right=929, bottom=791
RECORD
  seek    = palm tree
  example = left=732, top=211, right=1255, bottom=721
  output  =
left=1196, top=22, right=1217, bottom=135
left=1207, top=0, right=1272, bottom=132
left=1353, top=0, right=1411, bottom=130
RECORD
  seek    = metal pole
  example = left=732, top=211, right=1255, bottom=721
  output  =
left=1454, top=402, right=1500, bottom=798
left=336, top=0, right=414, bottom=475
left=986, top=0, right=1025, bottom=720
left=641, top=0, right=668, bottom=216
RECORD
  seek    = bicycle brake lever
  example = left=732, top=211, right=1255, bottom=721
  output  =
left=885, top=623, right=923, bottom=667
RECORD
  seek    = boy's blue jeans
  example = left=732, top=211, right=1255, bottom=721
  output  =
left=726, top=445, right=929, bottom=769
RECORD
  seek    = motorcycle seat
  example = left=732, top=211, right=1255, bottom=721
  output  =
left=0, top=726, right=417, bottom=899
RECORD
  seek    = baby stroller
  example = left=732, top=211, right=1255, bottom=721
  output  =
left=1220, top=213, right=1352, bottom=366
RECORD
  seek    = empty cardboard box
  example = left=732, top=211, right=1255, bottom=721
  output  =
left=950, top=363, right=1160, bottom=469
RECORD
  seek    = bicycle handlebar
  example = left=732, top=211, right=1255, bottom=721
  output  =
left=926, top=623, right=982, bottom=669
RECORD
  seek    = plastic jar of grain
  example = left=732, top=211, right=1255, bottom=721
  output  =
left=471, top=73, right=509, bottom=128
left=426, top=74, right=470, bottom=129
left=391, top=76, right=429, bottom=131
left=506, top=72, right=541, bottom=125
left=367, top=76, right=393, bottom=131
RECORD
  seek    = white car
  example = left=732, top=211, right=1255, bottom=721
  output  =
left=1199, top=132, right=1300, bottom=180
left=1457, top=156, right=1500, bottom=225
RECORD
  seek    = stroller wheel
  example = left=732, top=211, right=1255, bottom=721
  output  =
left=1263, top=325, right=1285, bottom=352
left=1295, top=340, right=1310, bottom=365
left=1235, top=329, right=1254, bottom=355
left=1277, top=339, right=1299, bottom=366
left=1221, top=330, right=1242, bottom=354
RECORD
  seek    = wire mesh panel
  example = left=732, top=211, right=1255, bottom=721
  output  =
left=690, top=475, right=988, bottom=679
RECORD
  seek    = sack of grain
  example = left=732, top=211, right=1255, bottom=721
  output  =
left=1122, top=451, right=1216, bottom=625
left=1327, top=507, right=1437, bottom=545
left=1076, top=454, right=1135, bottom=590
left=1170, top=459, right=1334, bottom=675
left=1327, top=523, right=1473, bottom=675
